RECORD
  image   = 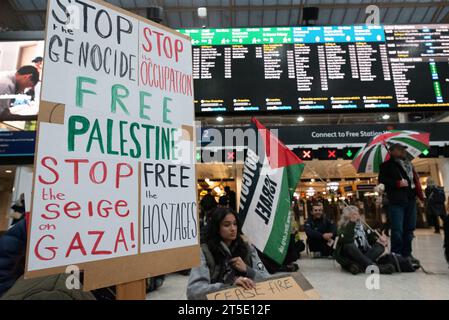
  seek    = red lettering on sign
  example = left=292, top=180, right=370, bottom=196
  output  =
left=38, top=156, right=59, bottom=185
left=34, top=235, right=58, bottom=261
left=116, top=163, right=133, bottom=188
left=64, top=159, right=89, bottom=185
left=140, top=26, right=184, bottom=62
left=42, top=203, right=60, bottom=220
left=65, top=232, right=87, bottom=257
left=114, top=227, right=128, bottom=253
left=89, top=231, right=112, bottom=255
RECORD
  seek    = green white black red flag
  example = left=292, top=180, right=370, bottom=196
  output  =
left=239, top=118, right=304, bottom=264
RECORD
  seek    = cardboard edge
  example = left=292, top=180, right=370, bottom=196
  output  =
left=25, top=244, right=201, bottom=290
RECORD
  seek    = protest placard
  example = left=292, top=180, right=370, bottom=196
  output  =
left=25, top=0, right=199, bottom=294
left=207, top=273, right=320, bottom=300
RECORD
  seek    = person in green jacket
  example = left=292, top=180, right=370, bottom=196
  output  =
left=334, top=205, right=395, bottom=275
left=1, top=274, right=96, bottom=300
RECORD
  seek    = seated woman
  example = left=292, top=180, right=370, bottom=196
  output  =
left=187, top=207, right=269, bottom=300
left=334, top=206, right=395, bottom=275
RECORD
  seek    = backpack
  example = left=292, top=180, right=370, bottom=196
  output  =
left=430, top=187, right=446, bottom=204
left=377, top=253, right=416, bottom=273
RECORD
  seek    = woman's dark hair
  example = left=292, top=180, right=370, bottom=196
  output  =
left=206, top=207, right=248, bottom=265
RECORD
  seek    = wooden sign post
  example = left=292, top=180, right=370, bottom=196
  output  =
left=25, top=0, right=199, bottom=299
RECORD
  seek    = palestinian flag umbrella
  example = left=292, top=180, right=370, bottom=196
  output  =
left=239, top=118, right=304, bottom=265
left=352, top=130, right=430, bottom=174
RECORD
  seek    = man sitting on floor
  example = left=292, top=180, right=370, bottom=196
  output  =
left=305, top=203, right=336, bottom=258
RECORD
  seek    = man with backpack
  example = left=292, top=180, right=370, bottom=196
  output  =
left=425, top=177, right=447, bottom=234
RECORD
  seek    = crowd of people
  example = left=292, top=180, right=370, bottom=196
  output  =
left=186, top=145, right=448, bottom=299
left=1, top=144, right=448, bottom=299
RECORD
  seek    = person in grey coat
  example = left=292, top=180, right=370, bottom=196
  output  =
left=187, top=207, right=269, bottom=300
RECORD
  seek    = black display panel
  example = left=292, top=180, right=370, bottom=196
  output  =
left=178, top=25, right=449, bottom=115
left=385, top=25, right=449, bottom=108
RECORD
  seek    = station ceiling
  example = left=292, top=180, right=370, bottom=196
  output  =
left=1, top=0, right=449, bottom=31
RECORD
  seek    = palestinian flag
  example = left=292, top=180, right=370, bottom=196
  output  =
left=352, top=130, right=430, bottom=173
left=239, top=118, right=304, bottom=265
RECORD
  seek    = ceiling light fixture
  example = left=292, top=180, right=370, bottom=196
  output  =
left=198, top=7, right=207, bottom=18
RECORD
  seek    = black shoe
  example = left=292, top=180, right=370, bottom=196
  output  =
left=286, top=263, right=299, bottom=272
left=434, top=230, right=441, bottom=234
left=378, top=264, right=395, bottom=274
left=348, top=264, right=361, bottom=275
left=405, top=256, right=421, bottom=270
left=407, top=255, right=421, bottom=266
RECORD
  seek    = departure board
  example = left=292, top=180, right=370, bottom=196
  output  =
left=384, top=25, right=449, bottom=108
left=177, top=25, right=449, bottom=114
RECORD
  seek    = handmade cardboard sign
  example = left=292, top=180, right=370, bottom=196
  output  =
left=25, top=0, right=199, bottom=291
left=206, top=273, right=320, bottom=300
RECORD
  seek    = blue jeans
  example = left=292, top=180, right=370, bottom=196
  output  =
left=388, top=199, right=417, bottom=257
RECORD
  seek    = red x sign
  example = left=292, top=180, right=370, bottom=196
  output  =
left=227, top=151, right=235, bottom=160
left=328, top=150, right=337, bottom=158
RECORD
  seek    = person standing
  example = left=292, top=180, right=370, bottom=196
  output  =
left=199, top=189, right=217, bottom=243
left=378, top=144, right=424, bottom=266
left=30, top=56, right=43, bottom=103
left=200, top=189, right=217, bottom=219
left=219, top=186, right=236, bottom=211
left=10, top=194, right=25, bottom=226
left=425, top=177, right=446, bottom=233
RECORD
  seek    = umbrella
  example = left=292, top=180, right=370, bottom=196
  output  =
left=352, top=130, right=430, bottom=173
